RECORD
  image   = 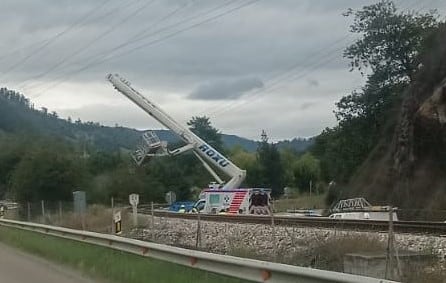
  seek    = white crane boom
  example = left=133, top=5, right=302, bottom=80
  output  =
left=106, top=74, right=246, bottom=190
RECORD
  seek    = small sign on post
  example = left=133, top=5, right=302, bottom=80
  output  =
left=114, top=211, right=122, bottom=235
left=129, top=193, right=139, bottom=227
left=165, top=191, right=176, bottom=205
left=0, top=205, right=5, bottom=219
left=73, top=191, right=87, bottom=230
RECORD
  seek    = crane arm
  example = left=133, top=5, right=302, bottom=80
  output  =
left=106, top=74, right=246, bottom=190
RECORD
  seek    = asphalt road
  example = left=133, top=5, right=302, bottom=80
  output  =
left=0, top=242, right=101, bottom=283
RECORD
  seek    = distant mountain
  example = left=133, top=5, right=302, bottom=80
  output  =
left=0, top=88, right=312, bottom=152
left=221, top=134, right=258, bottom=151
left=276, top=137, right=314, bottom=152
left=137, top=130, right=313, bottom=152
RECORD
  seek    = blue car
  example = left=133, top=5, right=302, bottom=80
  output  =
left=168, top=201, right=195, bottom=212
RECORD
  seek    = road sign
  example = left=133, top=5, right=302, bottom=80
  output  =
left=283, top=187, right=291, bottom=199
left=73, top=191, right=87, bottom=214
left=114, top=211, right=122, bottom=235
left=129, top=194, right=139, bottom=227
left=129, top=194, right=139, bottom=206
left=165, top=191, right=176, bottom=205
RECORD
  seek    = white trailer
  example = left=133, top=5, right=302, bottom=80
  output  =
left=194, top=188, right=271, bottom=215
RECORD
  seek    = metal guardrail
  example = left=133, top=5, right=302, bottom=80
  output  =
left=139, top=209, right=446, bottom=235
left=0, top=218, right=399, bottom=283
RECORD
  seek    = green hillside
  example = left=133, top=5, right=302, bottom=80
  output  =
left=310, top=2, right=446, bottom=213
left=0, top=88, right=317, bottom=203
left=0, top=88, right=311, bottom=153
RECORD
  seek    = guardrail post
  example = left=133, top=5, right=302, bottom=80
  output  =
left=111, top=197, right=114, bottom=234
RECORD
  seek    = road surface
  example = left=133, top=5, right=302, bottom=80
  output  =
left=0, top=242, right=101, bottom=283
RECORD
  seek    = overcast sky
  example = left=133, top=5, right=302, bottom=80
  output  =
left=0, top=0, right=444, bottom=141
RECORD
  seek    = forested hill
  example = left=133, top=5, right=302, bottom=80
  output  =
left=349, top=24, right=446, bottom=210
left=0, top=88, right=312, bottom=152
left=0, top=88, right=141, bottom=151
left=310, top=2, right=445, bottom=211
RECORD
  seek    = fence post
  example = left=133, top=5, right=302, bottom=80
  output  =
left=41, top=200, right=45, bottom=222
left=27, top=202, right=31, bottom=222
left=385, top=207, right=402, bottom=280
left=195, top=211, right=201, bottom=248
left=132, top=204, right=138, bottom=227
left=58, top=201, right=62, bottom=223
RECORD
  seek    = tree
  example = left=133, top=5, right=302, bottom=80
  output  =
left=0, top=134, right=27, bottom=198
left=293, top=152, right=321, bottom=194
left=187, top=116, right=224, bottom=152
left=344, top=0, right=439, bottom=83
left=339, top=1, right=439, bottom=124
left=256, top=130, right=284, bottom=197
left=279, top=148, right=298, bottom=187
left=9, top=139, right=87, bottom=202
left=87, top=151, right=122, bottom=175
left=312, top=1, right=440, bottom=183
left=229, top=145, right=258, bottom=187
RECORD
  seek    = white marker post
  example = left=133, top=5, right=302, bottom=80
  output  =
left=114, top=211, right=122, bottom=235
left=129, top=193, right=139, bottom=227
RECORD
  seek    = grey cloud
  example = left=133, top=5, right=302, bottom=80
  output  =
left=299, top=102, right=317, bottom=110
left=55, top=104, right=160, bottom=130
left=189, top=77, right=264, bottom=100
left=1, top=1, right=444, bottom=140
left=307, top=79, right=319, bottom=87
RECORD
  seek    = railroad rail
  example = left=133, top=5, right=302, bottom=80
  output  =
left=138, top=207, right=446, bottom=235
left=0, top=218, right=398, bottom=283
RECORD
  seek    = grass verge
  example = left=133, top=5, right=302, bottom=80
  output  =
left=0, top=226, right=247, bottom=283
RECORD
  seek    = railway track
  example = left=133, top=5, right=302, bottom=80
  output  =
left=138, top=207, right=446, bottom=235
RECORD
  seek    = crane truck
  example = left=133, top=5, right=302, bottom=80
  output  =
left=106, top=74, right=271, bottom=215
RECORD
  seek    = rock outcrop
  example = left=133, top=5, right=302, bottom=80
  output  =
left=350, top=24, right=446, bottom=214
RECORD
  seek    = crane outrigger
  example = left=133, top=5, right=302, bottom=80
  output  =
left=107, top=74, right=271, bottom=215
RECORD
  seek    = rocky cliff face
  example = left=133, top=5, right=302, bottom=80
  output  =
left=351, top=25, right=446, bottom=213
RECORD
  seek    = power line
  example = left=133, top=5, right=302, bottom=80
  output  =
left=28, top=0, right=260, bottom=98
left=0, top=0, right=113, bottom=81
left=209, top=0, right=438, bottom=118
left=22, top=0, right=234, bottom=92
left=115, top=0, right=237, bottom=49
left=18, top=0, right=153, bottom=90
left=211, top=46, right=346, bottom=118
left=0, top=38, right=50, bottom=64
left=200, top=34, right=353, bottom=117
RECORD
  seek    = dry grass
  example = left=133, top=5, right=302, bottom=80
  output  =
left=293, top=234, right=386, bottom=271
left=47, top=205, right=131, bottom=233
left=228, top=233, right=386, bottom=271
left=405, top=262, right=446, bottom=283
left=273, top=193, right=327, bottom=212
